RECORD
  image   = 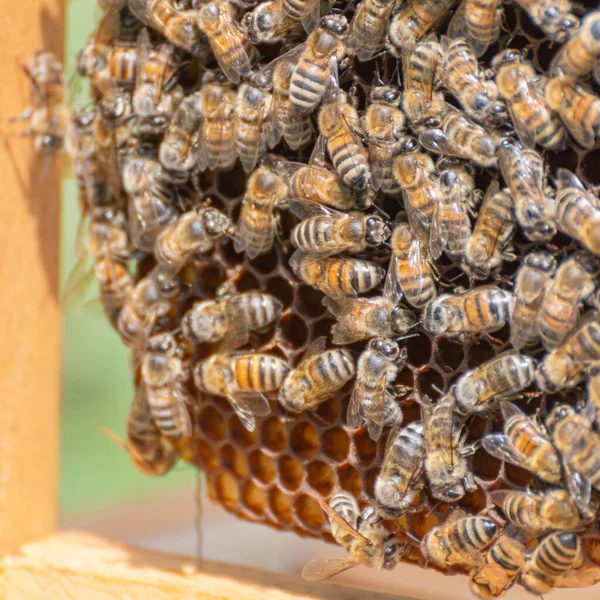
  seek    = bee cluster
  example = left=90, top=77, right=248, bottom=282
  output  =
left=15, top=0, right=600, bottom=595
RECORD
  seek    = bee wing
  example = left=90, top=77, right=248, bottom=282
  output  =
left=556, top=87, right=595, bottom=149
left=219, top=311, right=250, bottom=354
left=316, top=496, right=372, bottom=544
left=135, top=27, right=151, bottom=89
left=554, top=168, right=585, bottom=192
left=94, top=0, right=123, bottom=45
left=369, top=143, right=393, bottom=192
left=419, top=128, right=470, bottom=161
left=309, top=134, right=329, bottom=167
left=287, top=198, right=342, bottom=220
left=348, top=381, right=365, bottom=429
left=62, top=256, right=95, bottom=313
left=481, top=433, right=529, bottom=470
left=233, top=201, right=276, bottom=259
left=263, top=96, right=282, bottom=149
left=300, top=0, right=320, bottom=33
left=367, top=390, right=386, bottom=443
left=170, top=382, right=194, bottom=438
left=385, top=253, right=403, bottom=305
left=228, top=398, right=257, bottom=432
left=209, top=19, right=251, bottom=84
left=382, top=426, right=402, bottom=465
left=408, top=234, right=427, bottom=302
left=229, top=391, right=271, bottom=418
left=298, top=336, right=328, bottom=368
left=446, top=5, right=468, bottom=41
left=128, top=0, right=155, bottom=27
left=505, top=102, right=536, bottom=150
left=302, top=557, right=358, bottom=581
left=562, top=461, right=592, bottom=514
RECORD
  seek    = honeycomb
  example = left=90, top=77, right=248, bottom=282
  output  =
left=68, top=0, right=600, bottom=592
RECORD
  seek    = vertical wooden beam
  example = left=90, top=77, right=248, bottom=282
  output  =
left=0, top=0, right=64, bottom=553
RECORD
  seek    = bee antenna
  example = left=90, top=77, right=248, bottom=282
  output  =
left=431, top=383, right=444, bottom=395
left=370, top=204, right=390, bottom=219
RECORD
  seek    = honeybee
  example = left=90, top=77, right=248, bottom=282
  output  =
left=235, top=74, right=279, bottom=173
left=289, top=15, right=349, bottom=116
left=515, top=0, right=578, bottom=42
left=318, top=89, right=371, bottom=192
left=546, top=403, right=600, bottom=513
left=490, top=488, right=587, bottom=534
left=522, top=533, right=581, bottom=595
left=129, top=0, right=201, bottom=52
left=387, top=221, right=438, bottom=309
left=194, top=324, right=288, bottom=432
left=133, top=30, right=183, bottom=136
left=182, top=290, right=283, bottom=344
left=419, top=103, right=499, bottom=168
left=374, top=422, right=426, bottom=518
left=493, top=50, right=566, bottom=151
left=234, top=164, right=289, bottom=259
left=281, top=0, right=319, bottom=33
left=498, top=140, right=556, bottom=242
left=5, top=50, right=69, bottom=153
left=302, top=492, right=404, bottom=580
left=159, top=90, right=202, bottom=172
left=122, top=152, right=177, bottom=252
left=349, top=0, right=397, bottom=62
left=421, top=510, right=498, bottom=569
left=141, top=332, right=192, bottom=445
left=469, top=535, right=525, bottom=600
left=289, top=201, right=390, bottom=257
left=243, top=0, right=304, bottom=44
left=538, top=254, right=597, bottom=351
left=536, top=311, right=600, bottom=392
left=550, top=10, right=600, bottom=79
left=545, top=77, right=600, bottom=150
left=363, top=85, right=407, bottom=193
left=447, top=0, right=502, bottom=58
left=440, top=37, right=499, bottom=122
left=270, top=55, right=314, bottom=150
left=279, top=337, right=354, bottom=413
left=194, top=0, right=255, bottom=84
left=401, top=35, right=444, bottom=127
left=154, top=206, right=232, bottom=278
left=423, top=394, right=477, bottom=502
left=348, top=338, right=407, bottom=441
left=452, top=351, right=536, bottom=416
left=555, top=168, right=600, bottom=256
left=422, top=286, right=513, bottom=338
left=290, top=251, right=386, bottom=299
left=195, top=72, right=237, bottom=172
left=510, top=251, right=557, bottom=350
left=386, top=0, right=458, bottom=54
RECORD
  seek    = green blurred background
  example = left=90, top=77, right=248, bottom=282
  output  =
left=60, top=1, right=194, bottom=520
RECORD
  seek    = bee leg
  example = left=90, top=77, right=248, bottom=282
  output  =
left=4, top=107, right=33, bottom=123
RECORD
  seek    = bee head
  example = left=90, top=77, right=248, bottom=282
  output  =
left=422, top=296, right=449, bottom=336
left=320, top=14, right=348, bottom=37
left=524, top=250, right=556, bottom=273
left=546, top=404, right=575, bottom=431
left=370, top=337, right=401, bottom=360
left=365, top=216, right=391, bottom=247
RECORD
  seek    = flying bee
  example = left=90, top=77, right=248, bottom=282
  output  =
left=348, top=338, right=407, bottom=441
left=498, top=140, right=556, bottom=242
left=302, top=492, right=404, bottom=581
left=510, top=251, right=556, bottom=350
left=422, top=286, right=514, bottom=338
left=401, top=35, right=445, bottom=127
left=386, top=0, right=458, bottom=54
left=421, top=510, right=498, bottom=569
left=289, top=15, right=349, bottom=116
left=490, top=488, right=588, bottom=534
left=447, top=0, right=502, bottom=58
left=243, top=0, right=304, bottom=44
left=387, top=221, right=437, bottom=309
left=141, top=332, right=192, bottom=446
left=440, top=37, right=500, bottom=122
left=545, top=77, right=600, bottom=149
left=289, top=201, right=390, bottom=258
left=555, top=168, right=600, bottom=256
left=419, top=103, right=499, bottom=168
left=493, top=50, right=566, bottom=151
left=159, top=90, right=202, bottom=173
left=348, top=0, right=397, bottom=62
left=363, top=85, right=407, bottom=193
left=279, top=337, right=355, bottom=413
left=234, top=164, right=289, bottom=259
left=129, top=0, right=201, bottom=52
left=538, top=254, right=597, bottom=351
left=182, top=290, right=283, bottom=344
left=317, top=88, right=371, bottom=192
left=423, top=394, right=477, bottom=502
left=452, top=351, right=536, bottom=416
left=5, top=50, right=69, bottom=153
left=469, top=535, right=526, bottom=600
left=550, top=10, right=600, bottom=79
left=193, top=323, right=288, bottom=432
left=290, top=251, right=386, bottom=299
left=194, top=0, right=255, bottom=84
left=515, top=0, right=578, bottom=42
left=235, top=73, right=280, bottom=173
left=154, top=205, right=232, bottom=279
left=375, top=422, right=426, bottom=518
left=281, top=0, right=319, bottom=33
left=195, top=71, right=237, bottom=172
left=546, top=403, right=600, bottom=514
left=435, top=165, right=476, bottom=262
left=122, top=152, right=177, bottom=252
left=536, top=311, right=600, bottom=392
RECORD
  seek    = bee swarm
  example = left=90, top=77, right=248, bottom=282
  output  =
left=61, top=0, right=600, bottom=596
